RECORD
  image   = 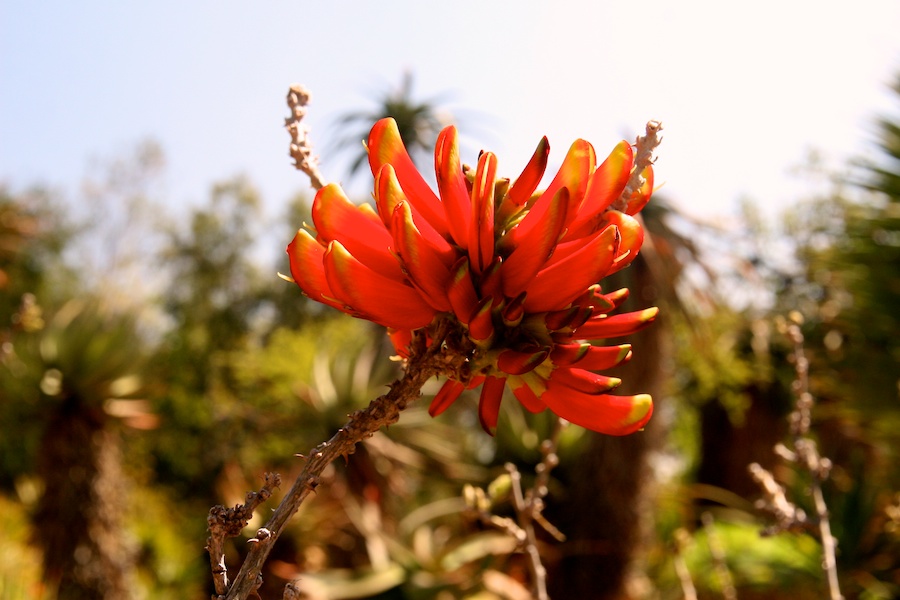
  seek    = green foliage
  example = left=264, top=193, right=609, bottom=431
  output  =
left=127, top=486, right=208, bottom=599
left=0, top=187, right=76, bottom=334
left=0, top=494, right=45, bottom=599
left=681, top=520, right=823, bottom=595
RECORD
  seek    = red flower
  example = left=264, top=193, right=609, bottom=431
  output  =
left=288, top=118, right=658, bottom=435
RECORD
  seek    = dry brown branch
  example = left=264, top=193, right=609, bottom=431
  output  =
left=212, top=322, right=465, bottom=600
left=748, top=316, right=843, bottom=600
left=613, top=120, right=663, bottom=212
left=748, top=462, right=808, bottom=534
left=285, top=84, right=327, bottom=191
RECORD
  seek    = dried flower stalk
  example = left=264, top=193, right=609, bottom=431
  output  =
left=285, top=84, right=327, bottom=191
left=749, top=316, right=843, bottom=600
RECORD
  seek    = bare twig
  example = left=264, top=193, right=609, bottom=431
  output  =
left=285, top=84, right=327, bottom=191
left=784, top=321, right=842, bottom=600
left=507, top=463, right=549, bottom=600
left=525, top=417, right=567, bottom=544
left=466, top=417, right=568, bottom=600
left=700, top=512, right=737, bottom=600
left=613, top=120, right=663, bottom=212
left=215, top=322, right=465, bottom=600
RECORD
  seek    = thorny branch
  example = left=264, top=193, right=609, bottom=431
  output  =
left=748, top=315, right=843, bottom=600
left=210, top=321, right=466, bottom=600
left=285, top=84, right=327, bottom=191
left=207, top=473, right=283, bottom=597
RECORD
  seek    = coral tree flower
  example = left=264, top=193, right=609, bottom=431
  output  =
left=288, top=118, right=658, bottom=436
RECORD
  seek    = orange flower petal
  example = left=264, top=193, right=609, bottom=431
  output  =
left=312, top=184, right=402, bottom=279
left=624, top=165, right=654, bottom=215
left=430, top=379, right=466, bottom=417
left=576, top=307, right=659, bottom=339
left=550, top=343, right=632, bottom=370
left=523, top=224, right=619, bottom=313
left=569, top=284, right=616, bottom=313
left=497, top=348, right=549, bottom=376
left=391, top=201, right=453, bottom=311
left=435, top=126, right=472, bottom=249
left=368, top=118, right=449, bottom=237
left=388, top=329, right=412, bottom=358
left=552, top=367, right=621, bottom=394
left=565, top=141, right=634, bottom=240
left=323, top=240, right=436, bottom=330
left=500, top=187, right=568, bottom=299
left=468, top=296, right=495, bottom=345
left=287, top=229, right=346, bottom=312
left=479, top=260, right=505, bottom=307
left=448, top=258, right=479, bottom=325
left=541, top=139, right=596, bottom=224
left=510, top=380, right=547, bottom=414
left=501, top=292, right=526, bottom=327
left=375, top=165, right=455, bottom=262
left=498, top=136, right=550, bottom=222
left=543, top=306, right=591, bottom=332
left=469, top=151, right=497, bottom=274
left=541, top=381, right=653, bottom=435
left=604, top=210, right=645, bottom=274
left=603, top=287, right=631, bottom=310
left=478, top=376, right=507, bottom=434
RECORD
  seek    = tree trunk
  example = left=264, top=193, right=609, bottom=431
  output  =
left=547, top=257, right=667, bottom=599
left=33, top=394, right=135, bottom=600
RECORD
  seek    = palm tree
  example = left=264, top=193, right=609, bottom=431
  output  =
left=331, top=71, right=449, bottom=179
left=26, top=299, right=148, bottom=600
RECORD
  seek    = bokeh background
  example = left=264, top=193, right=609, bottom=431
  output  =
left=2, top=1, right=899, bottom=598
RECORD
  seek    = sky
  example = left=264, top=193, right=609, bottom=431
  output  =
left=2, top=0, right=899, bottom=229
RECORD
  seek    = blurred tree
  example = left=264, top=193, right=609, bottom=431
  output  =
left=0, top=187, right=74, bottom=341
left=0, top=186, right=74, bottom=485
left=148, top=176, right=270, bottom=495
left=667, top=73, right=900, bottom=598
left=74, top=139, right=167, bottom=312
left=1, top=166, right=158, bottom=599
left=786, top=74, right=900, bottom=596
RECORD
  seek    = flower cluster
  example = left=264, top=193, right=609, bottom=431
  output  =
left=288, top=118, right=658, bottom=435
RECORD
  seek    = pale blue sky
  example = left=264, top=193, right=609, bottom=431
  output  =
left=2, top=0, right=898, bottom=223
